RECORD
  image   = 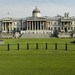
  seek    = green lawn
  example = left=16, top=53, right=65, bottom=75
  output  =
left=4, top=38, right=75, bottom=44
left=0, top=38, right=75, bottom=75
left=0, top=38, right=75, bottom=51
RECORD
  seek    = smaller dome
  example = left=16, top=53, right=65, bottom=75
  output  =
left=32, top=7, right=41, bottom=13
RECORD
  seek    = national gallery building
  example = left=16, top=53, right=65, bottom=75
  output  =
left=0, top=7, right=75, bottom=38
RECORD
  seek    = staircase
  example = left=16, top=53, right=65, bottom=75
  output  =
left=1, top=32, right=13, bottom=38
left=58, top=32, right=71, bottom=38
left=20, top=33, right=51, bottom=38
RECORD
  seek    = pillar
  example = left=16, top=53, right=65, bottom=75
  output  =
left=9, top=23, right=11, bottom=31
left=35, top=21, right=36, bottom=30
left=2, top=23, right=4, bottom=31
left=12, top=22, right=14, bottom=30
left=36, top=21, right=37, bottom=30
left=32, top=21, right=33, bottom=30
left=5, top=22, right=7, bottom=31
left=29, top=21, right=30, bottom=30
left=37, top=21, right=39, bottom=30
left=27, top=21, right=28, bottom=30
left=40, top=21, right=41, bottom=30
left=43, top=22, right=44, bottom=30
left=10, top=23, right=12, bottom=31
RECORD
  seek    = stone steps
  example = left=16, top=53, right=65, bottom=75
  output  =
left=58, top=33, right=71, bottom=38
left=20, top=33, right=50, bottom=38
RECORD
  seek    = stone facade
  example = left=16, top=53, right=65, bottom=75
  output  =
left=0, top=7, right=75, bottom=38
left=0, top=18, right=21, bottom=32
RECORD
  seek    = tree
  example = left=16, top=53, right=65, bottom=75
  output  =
left=12, top=28, right=16, bottom=37
left=70, top=30, right=75, bottom=38
left=53, top=29, right=59, bottom=37
left=17, top=28, right=21, bottom=34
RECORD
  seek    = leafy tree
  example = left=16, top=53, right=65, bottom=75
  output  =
left=53, top=29, right=58, bottom=37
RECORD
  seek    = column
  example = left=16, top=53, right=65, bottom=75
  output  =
left=30, top=21, right=31, bottom=30
left=36, top=21, right=37, bottom=30
left=2, top=23, right=4, bottom=31
left=12, top=23, right=14, bottom=30
left=37, top=21, right=40, bottom=30
left=11, top=23, right=12, bottom=30
left=28, top=21, right=30, bottom=30
left=32, top=21, right=33, bottom=30
left=5, top=22, right=7, bottom=31
left=30, top=21, right=32, bottom=30
left=64, top=22, right=65, bottom=31
left=43, top=22, right=44, bottom=30
left=9, top=23, right=11, bottom=31
left=35, top=21, right=36, bottom=30
left=27, top=21, right=28, bottom=30
left=37, top=21, right=39, bottom=30
left=40, top=21, right=41, bottom=30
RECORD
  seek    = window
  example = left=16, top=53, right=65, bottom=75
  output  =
left=62, top=27, right=63, bottom=30
left=14, top=23, right=15, bottom=25
left=74, top=27, right=75, bottom=30
left=58, top=22, right=60, bottom=25
left=54, top=27, right=56, bottom=30
left=71, top=27, right=73, bottom=30
left=58, top=27, right=60, bottom=31
left=49, top=27, right=50, bottom=30
left=41, top=21, right=43, bottom=24
left=49, top=22, right=51, bottom=25
left=50, top=22, right=52, bottom=25
left=51, top=27, right=53, bottom=30
left=54, top=22, right=56, bottom=25
left=68, top=27, right=70, bottom=30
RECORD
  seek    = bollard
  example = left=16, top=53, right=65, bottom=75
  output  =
left=46, top=43, right=47, bottom=50
left=17, top=43, right=19, bottom=50
left=55, top=43, right=57, bottom=50
left=36, top=43, right=38, bottom=50
left=65, top=43, right=67, bottom=51
left=27, top=43, right=29, bottom=50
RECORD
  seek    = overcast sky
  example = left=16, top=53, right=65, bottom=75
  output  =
left=0, top=0, right=75, bottom=18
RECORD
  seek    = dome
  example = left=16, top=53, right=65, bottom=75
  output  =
left=32, top=7, right=41, bottom=17
left=32, top=7, right=41, bottom=13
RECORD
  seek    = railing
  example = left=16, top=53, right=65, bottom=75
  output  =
left=0, top=43, right=75, bottom=51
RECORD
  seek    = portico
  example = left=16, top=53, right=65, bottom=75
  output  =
left=26, top=21, right=46, bottom=30
left=61, top=20, right=72, bottom=32
left=2, top=21, right=13, bottom=32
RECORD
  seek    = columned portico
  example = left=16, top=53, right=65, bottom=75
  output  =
left=2, top=22, right=13, bottom=32
left=61, top=21, right=71, bottom=32
left=25, top=7, right=47, bottom=31
left=26, top=21, right=46, bottom=30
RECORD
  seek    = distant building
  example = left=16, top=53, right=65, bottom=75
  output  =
left=0, top=7, right=75, bottom=38
left=0, top=18, right=21, bottom=32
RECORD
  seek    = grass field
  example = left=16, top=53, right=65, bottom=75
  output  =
left=0, top=38, right=75, bottom=51
left=0, top=38, right=75, bottom=75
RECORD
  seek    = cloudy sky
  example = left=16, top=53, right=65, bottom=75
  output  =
left=0, top=0, right=75, bottom=18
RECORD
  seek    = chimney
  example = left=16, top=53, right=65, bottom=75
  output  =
left=64, top=13, right=69, bottom=18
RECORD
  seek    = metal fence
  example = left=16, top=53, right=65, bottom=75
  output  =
left=0, top=43, right=75, bottom=51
